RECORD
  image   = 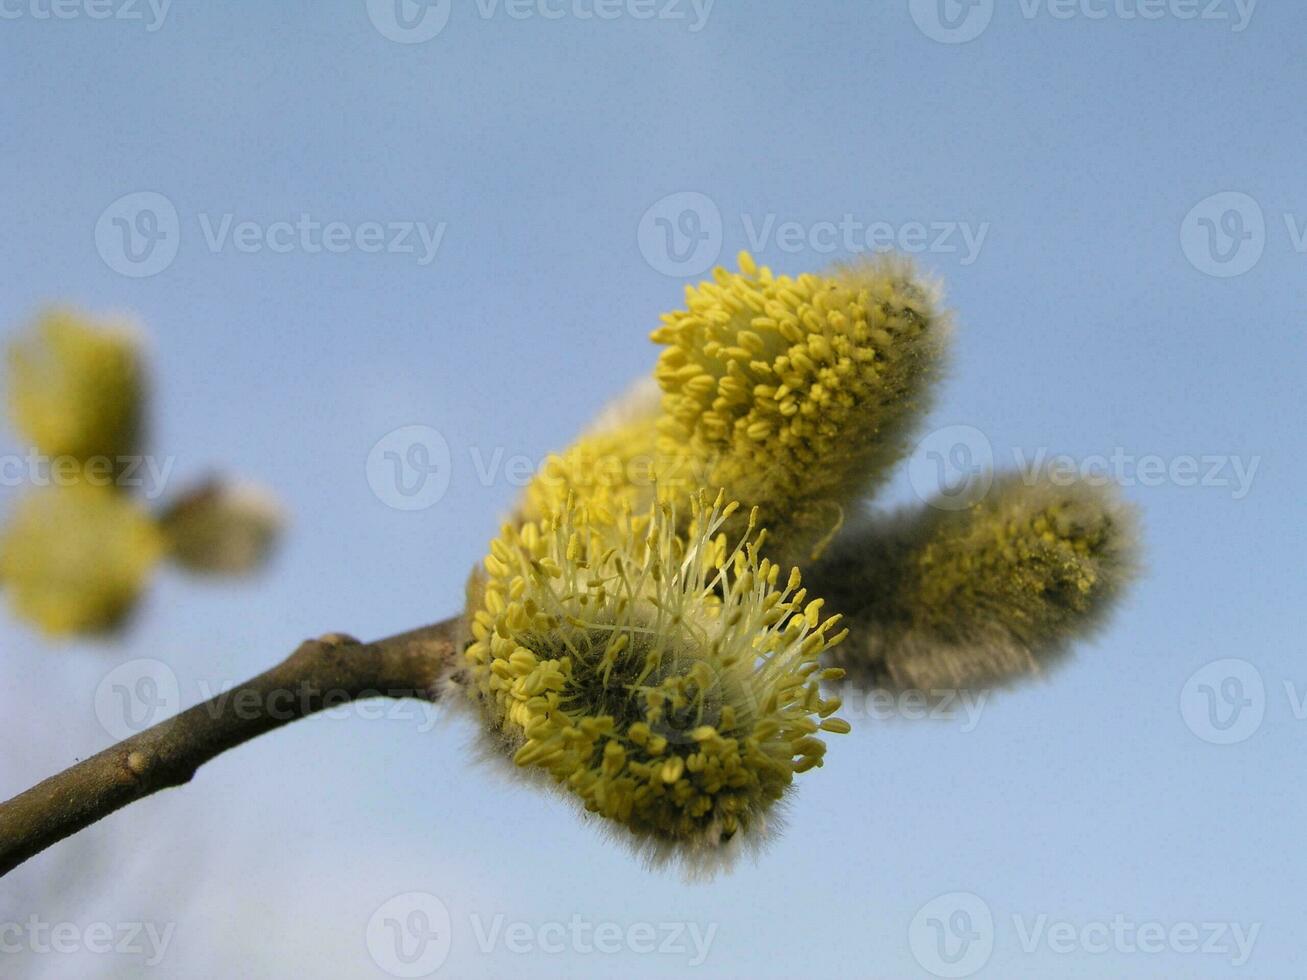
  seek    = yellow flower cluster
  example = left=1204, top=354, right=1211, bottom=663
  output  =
left=464, top=491, right=849, bottom=863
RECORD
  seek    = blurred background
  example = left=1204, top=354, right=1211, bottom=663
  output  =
left=1, top=1, right=1303, bottom=976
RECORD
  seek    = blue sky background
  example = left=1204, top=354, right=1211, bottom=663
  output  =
left=1, top=1, right=1303, bottom=976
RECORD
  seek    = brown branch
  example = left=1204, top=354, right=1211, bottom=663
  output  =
left=0, top=616, right=464, bottom=878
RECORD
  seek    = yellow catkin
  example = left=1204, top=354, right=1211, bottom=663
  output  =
left=650, top=251, right=946, bottom=561
left=814, top=474, right=1138, bottom=693
left=462, top=492, right=848, bottom=862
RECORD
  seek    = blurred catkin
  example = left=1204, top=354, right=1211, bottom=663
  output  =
left=0, top=483, right=164, bottom=637
left=160, top=480, right=284, bottom=576
left=6, top=310, right=145, bottom=467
